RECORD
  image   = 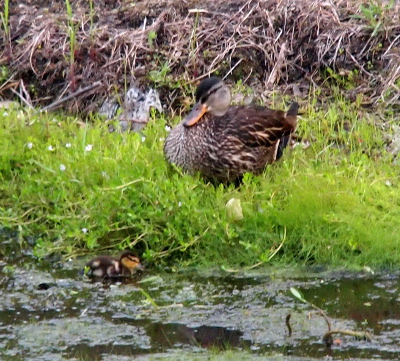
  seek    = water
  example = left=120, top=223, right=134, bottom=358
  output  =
left=0, top=237, right=399, bottom=360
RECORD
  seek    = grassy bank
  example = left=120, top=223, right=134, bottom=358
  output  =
left=0, top=94, right=399, bottom=269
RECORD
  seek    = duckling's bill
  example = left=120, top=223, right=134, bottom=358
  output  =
left=183, top=102, right=207, bottom=127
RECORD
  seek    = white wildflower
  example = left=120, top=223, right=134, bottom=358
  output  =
left=141, top=136, right=146, bottom=142
left=178, top=202, right=182, bottom=207
left=82, top=228, right=88, bottom=234
left=165, top=125, right=171, bottom=132
left=48, top=145, right=54, bottom=151
left=26, top=142, right=33, bottom=149
left=85, top=144, right=93, bottom=152
left=101, top=171, right=109, bottom=178
left=65, top=143, right=72, bottom=148
left=59, top=164, right=66, bottom=171
left=159, top=137, right=165, bottom=141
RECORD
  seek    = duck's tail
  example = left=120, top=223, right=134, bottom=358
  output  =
left=285, top=101, right=299, bottom=131
left=276, top=102, right=299, bottom=160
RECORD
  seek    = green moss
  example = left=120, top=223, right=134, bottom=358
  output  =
left=0, top=95, right=399, bottom=269
left=138, top=350, right=288, bottom=361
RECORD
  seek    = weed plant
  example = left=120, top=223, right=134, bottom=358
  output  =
left=0, top=0, right=10, bottom=41
left=0, top=94, right=399, bottom=269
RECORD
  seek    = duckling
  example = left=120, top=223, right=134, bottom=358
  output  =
left=85, top=250, right=144, bottom=278
left=164, top=77, right=298, bottom=184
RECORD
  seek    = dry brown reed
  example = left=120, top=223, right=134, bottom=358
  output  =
left=0, top=0, right=399, bottom=113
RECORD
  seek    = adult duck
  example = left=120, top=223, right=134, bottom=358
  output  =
left=164, top=77, right=298, bottom=184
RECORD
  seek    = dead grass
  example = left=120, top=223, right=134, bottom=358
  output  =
left=0, top=0, right=399, bottom=113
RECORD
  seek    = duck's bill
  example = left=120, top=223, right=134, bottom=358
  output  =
left=183, top=102, right=207, bottom=127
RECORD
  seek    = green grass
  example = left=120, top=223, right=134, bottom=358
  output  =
left=64, top=0, right=76, bottom=66
left=134, top=350, right=289, bottom=361
left=0, top=95, right=399, bottom=269
left=0, top=0, right=10, bottom=41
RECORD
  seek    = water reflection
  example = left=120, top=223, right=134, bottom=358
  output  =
left=148, top=323, right=246, bottom=349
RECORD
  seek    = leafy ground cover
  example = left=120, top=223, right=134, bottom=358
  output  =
left=1, top=89, right=399, bottom=269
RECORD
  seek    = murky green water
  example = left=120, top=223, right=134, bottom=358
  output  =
left=1, top=233, right=399, bottom=360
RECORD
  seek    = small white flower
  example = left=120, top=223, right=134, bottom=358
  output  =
left=101, top=171, right=109, bottom=178
left=26, top=142, right=33, bottom=149
left=82, top=228, right=88, bottom=234
left=178, top=202, right=182, bottom=207
left=159, top=137, right=165, bottom=141
left=52, top=118, right=58, bottom=122
left=59, top=164, right=66, bottom=171
left=165, top=125, right=171, bottom=132
left=141, top=136, right=146, bottom=142
left=3, top=112, right=9, bottom=116
left=85, top=144, right=93, bottom=152
left=48, top=145, right=54, bottom=151
left=65, top=143, right=72, bottom=148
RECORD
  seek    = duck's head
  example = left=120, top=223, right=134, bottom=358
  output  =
left=119, top=251, right=144, bottom=275
left=184, top=77, right=231, bottom=127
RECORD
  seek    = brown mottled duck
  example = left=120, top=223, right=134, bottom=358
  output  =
left=85, top=250, right=144, bottom=278
left=164, top=77, right=299, bottom=184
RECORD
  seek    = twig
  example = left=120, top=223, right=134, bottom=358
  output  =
left=38, top=81, right=103, bottom=113
left=266, top=41, right=288, bottom=88
left=10, top=87, right=33, bottom=109
left=223, top=58, right=243, bottom=80
left=323, top=329, right=373, bottom=346
left=19, top=79, right=33, bottom=107
left=285, top=314, right=292, bottom=337
left=100, top=178, right=143, bottom=191
left=290, top=287, right=374, bottom=348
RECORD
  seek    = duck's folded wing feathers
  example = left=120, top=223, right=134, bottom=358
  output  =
left=225, top=106, right=296, bottom=148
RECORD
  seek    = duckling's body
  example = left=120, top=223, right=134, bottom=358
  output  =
left=164, top=77, right=298, bottom=184
left=85, top=251, right=143, bottom=278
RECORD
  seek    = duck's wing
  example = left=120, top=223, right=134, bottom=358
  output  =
left=225, top=102, right=298, bottom=148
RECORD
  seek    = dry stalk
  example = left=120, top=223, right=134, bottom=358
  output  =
left=0, top=0, right=399, bottom=113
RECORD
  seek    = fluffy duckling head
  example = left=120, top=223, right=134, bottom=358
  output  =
left=119, top=250, right=144, bottom=275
